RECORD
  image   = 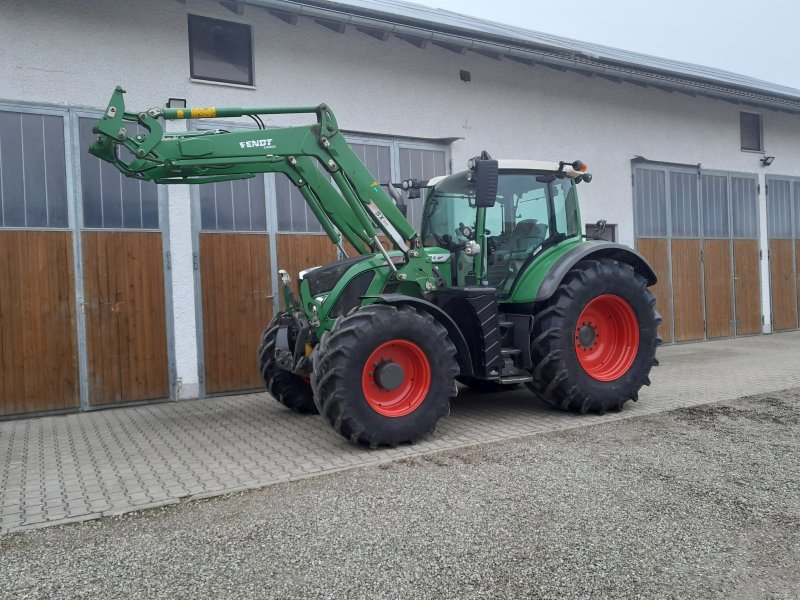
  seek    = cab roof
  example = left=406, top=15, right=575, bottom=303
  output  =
left=427, top=160, right=585, bottom=187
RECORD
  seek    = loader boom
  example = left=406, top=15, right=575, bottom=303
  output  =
left=90, top=87, right=421, bottom=266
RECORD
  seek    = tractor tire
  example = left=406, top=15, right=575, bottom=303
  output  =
left=456, top=376, right=518, bottom=393
left=528, top=258, right=661, bottom=414
left=258, top=313, right=318, bottom=414
left=311, top=304, right=458, bottom=448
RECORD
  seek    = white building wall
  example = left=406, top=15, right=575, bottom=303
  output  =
left=2, top=0, right=800, bottom=396
left=164, top=119, right=201, bottom=399
left=5, top=0, right=800, bottom=235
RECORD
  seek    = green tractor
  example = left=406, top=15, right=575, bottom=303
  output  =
left=90, top=87, right=661, bottom=447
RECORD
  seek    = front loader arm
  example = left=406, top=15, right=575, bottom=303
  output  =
left=281, top=156, right=371, bottom=255
left=89, top=87, right=415, bottom=261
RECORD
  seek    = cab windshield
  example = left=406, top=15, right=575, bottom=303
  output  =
left=421, top=171, right=580, bottom=294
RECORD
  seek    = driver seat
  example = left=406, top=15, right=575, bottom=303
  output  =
left=498, top=219, right=547, bottom=255
left=486, top=219, right=548, bottom=287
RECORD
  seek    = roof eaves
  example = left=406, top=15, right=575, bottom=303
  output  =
left=239, top=0, right=800, bottom=113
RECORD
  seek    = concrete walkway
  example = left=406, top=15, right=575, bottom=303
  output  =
left=2, top=331, right=799, bottom=535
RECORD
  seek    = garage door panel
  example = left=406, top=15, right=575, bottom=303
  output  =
left=0, top=236, right=23, bottom=414
left=117, top=234, right=136, bottom=400
left=769, top=239, right=798, bottom=331
left=636, top=238, right=673, bottom=343
left=83, top=232, right=120, bottom=403
left=671, top=239, right=705, bottom=342
left=796, top=239, right=800, bottom=322
left=703, top=240, right=734, bottom=339
left=83, top=231, right=170, bottom=405
left=733, top=240, right=762, bottom=335
left=200, top=233, right=273, bottom=394
left=0, top=231, right=79, bottom=416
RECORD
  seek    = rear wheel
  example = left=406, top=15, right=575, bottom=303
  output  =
left=311, top=304, right=458, bottom=447
left=528, top=258, right=661, bottom=414
left=258, top=312, right=318, bottom=414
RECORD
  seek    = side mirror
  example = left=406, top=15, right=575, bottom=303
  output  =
left=594, top=219, right=607, bottom=237
left=386, top=182, right=409, bottom=215
left=473, top=157, right=498, bottom=208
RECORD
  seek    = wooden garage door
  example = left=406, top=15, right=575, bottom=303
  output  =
left=635, top=168, right=707, bottom=342
left=701, top=174, right=733, bottom=339
left=0, top=110, right=79, bottom=416
left=634, top=169, right=673, bottom=343
left=82, top=232, right=170, bottom=404
left=671, top=238, right=704, bottom=341
left=198, top=176, right=274, bottom=394
left=766, top=178, right=799, bottom=331
left=669, top=171, right=704, bottom=342
left=636, top=166, right=761, bottom=343
left=78, top=118, right=170, bottom=406
left=0, top=232, right=79, bottom=416
left=731, top=177, right=762, bottom=335
left=200, top=233, right=273, bottom=394
left=636, top=238, right=673, bottom=344
left=695, top=173, right=760, bottom=339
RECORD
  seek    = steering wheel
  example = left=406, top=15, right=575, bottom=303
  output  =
left=487, top=236, right=497, bottom=257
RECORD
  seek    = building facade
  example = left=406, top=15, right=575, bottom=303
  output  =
left=1, top=0, right=799, bottom=417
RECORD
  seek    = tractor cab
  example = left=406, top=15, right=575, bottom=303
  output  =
left=420, top=161, right=587, bottom=295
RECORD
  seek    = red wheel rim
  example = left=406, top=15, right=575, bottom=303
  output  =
left=361, top=340, right=431, bottom=417
left=574, top=294, right=639, bottom=382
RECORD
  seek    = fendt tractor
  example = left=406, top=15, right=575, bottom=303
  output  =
left=90, top=87, right=661, bottom=447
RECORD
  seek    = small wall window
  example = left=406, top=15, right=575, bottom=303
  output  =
left=188, top=15, right=253, bottom=86
left=585, top=222, right=617, bottom=242
left=740, top=112, right=762, bottom=152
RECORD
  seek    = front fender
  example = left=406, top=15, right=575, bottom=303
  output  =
left=369, top=294, right=474, bottom=377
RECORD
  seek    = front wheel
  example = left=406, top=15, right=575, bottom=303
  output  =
left=311, top=304, right=459, bottom=447
left=528, top=258, right=661, bottom=414
left=258, top=313, right=318, bottom=414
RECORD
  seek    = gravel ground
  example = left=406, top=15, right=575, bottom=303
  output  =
left=2, top=389, right=799, bottom=600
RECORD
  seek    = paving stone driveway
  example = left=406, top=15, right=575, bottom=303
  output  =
left=2, top=331, right=799, bottom=535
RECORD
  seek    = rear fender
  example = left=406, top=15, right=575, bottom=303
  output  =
left=534, top=241, right=657, bottom=302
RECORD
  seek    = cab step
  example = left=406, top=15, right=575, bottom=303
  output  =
left=499, top=374, right=533, bottom=384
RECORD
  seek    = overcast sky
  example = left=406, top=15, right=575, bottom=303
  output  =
left=404, top=0, right=800, bottom=91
